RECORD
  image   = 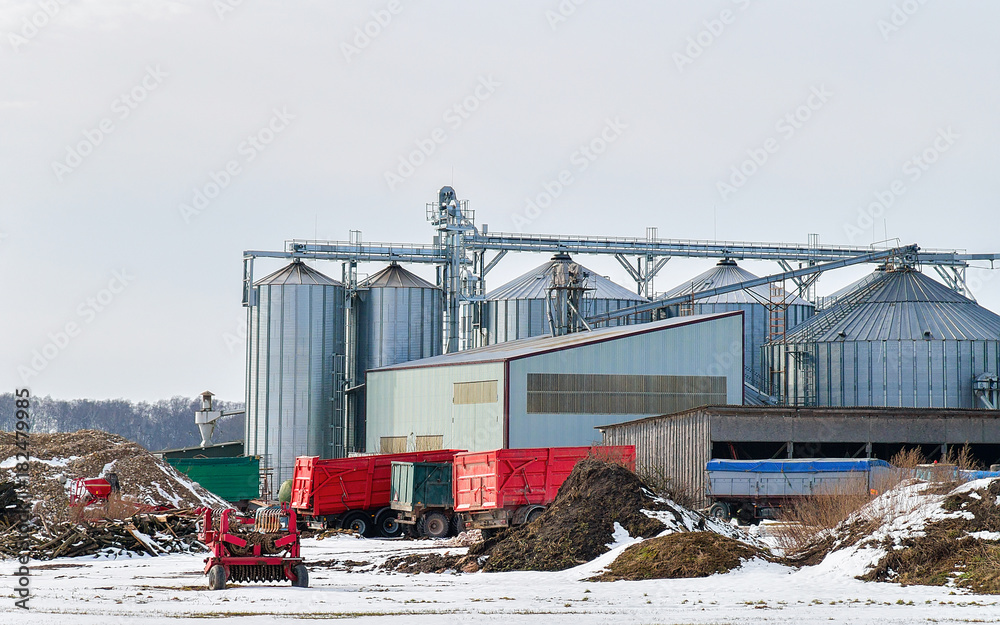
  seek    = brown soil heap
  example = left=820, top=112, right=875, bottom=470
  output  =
left=468, top=458, right=676, bottom=572
left=590, top=532, right=766, bottom=581
left=0, top=429, right=227, bottom=525
left=861, top=479, right=1000, bottom=593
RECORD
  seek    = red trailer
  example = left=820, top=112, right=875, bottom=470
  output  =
left=453, top=445, right=635, bottom=536
left=290, top=450, right=465, bottom=537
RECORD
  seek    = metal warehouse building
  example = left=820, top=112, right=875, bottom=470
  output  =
left=598, top=405, right=1000, bottom=507
left=365, top=312, right=744, bottom=453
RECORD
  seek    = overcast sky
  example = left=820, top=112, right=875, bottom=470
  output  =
left=3, top=1, right=999, bottom=404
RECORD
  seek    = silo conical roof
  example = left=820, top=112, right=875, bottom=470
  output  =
left=486, top=259, right=645, bottom=301
left=661, top=259, right=812, bottom=306
left=783, top=267, right=1000, bottom=342
left=361, top=263, right=438, bottom=289
left=254, top=261, right=342, bottom=286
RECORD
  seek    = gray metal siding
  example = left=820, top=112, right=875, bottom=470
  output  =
left=365, top=362, right=505, bottom=452
left=508, top=314, right=743, bottom=449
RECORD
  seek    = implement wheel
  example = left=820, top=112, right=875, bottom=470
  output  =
left=376, top=508, right=403, bottom=538
left=343, top=512, right=372, bottom=537
left=708, top=502, right=731, bottom=522
left=422, top=512, right=449, bottom=538
left=207, top=564, right=227, bottom=591
left=291, top=564, right=309, bottom=588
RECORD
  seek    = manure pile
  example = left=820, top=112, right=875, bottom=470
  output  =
left=0, top=429, right=227, bottom=525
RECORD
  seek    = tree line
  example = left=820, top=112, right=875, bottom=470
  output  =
left=0, top=394, right=245, bottom=452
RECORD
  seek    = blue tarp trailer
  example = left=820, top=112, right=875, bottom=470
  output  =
left=705, top=458, right=894, bottom=525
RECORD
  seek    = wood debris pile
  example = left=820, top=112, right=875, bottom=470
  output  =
left=0, top=511, right=207, bottom=560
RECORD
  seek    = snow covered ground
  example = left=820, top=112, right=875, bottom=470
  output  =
left=4, top=531, right=1000, bottom=624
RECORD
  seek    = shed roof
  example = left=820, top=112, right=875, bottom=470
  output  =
left=371, top=311, right=743, bottom=371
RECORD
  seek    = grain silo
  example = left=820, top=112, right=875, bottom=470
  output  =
left=764, top=266, right=1000, bottom=408
left=350, top=263, right=443, bottom=451
left=245, top=260, right=346, bottom=486
left=661, top=259, right=814, bottom=389
left=482, top=255, right=648, bottom=344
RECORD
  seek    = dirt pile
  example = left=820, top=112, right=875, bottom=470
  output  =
left=382, top=552, right=471, bottom=574
left=858, top=478, right=1000, bottom=593
left=469, top=459, right=683, bottom=572
left=590, top=532, right=768, bottom=581
left=0, top=429, right=228, bottom=525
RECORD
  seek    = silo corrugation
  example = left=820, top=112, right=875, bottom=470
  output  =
left=764, top=267, right=1000, bottom=408
left=661, top=260, right=815, bottom=389
left=483, top=258, right=648, bottom=344
left=352, top=263, right=443, bottom=451
left=245, top=261, right=345, bottom=486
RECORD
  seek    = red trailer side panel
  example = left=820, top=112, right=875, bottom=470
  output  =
left=453, top=446, right=635, bottom=512
left=291, top=450, right=465, bottom=517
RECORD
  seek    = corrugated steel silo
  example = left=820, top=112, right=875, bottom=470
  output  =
left=661, top=259, right=814, bottom=389
left=764, top=266, right=1000, bottom=408
left=351, top=263, right=443, bottom=451
left=483, top=256, right=648, bottom=344
left=245, top=261, right=345, bottom=487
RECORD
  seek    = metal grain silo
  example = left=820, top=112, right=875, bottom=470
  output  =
left=764, top=266, right=1000, bottom=408
left=351, top=263, right=443, bottom=451
left=245, top=261, right=345, bottom=487
left=661, top=260, right=814, bottom=389
left=482, top=256, right=648, bottom=344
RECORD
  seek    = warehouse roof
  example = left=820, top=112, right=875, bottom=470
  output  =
left=371, top=311, right=742, bottom=370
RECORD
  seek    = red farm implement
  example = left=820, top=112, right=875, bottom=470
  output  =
left=198, top=505, right=308, bottom=590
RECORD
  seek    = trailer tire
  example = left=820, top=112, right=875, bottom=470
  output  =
left=525, top=507, right=544, bottom=524
left=736, top=505, right=755, bottom=526
left=208, top=564, right=227, bottom=591
left=375, top=508, right=403, bottom=538
left=708, top=502, right=731, bottom=521
left=291, top=564, right=309, bottom=588
left=449, top=514, right=462, bottom=537
left=343, top=512, right=372, bottom=537
left=421, top=512, right=450, bottom=538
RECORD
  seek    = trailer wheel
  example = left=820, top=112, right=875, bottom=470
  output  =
left=375, top=508, right=403, bottom=538
left=291, top=564, right=309, bottom=588
left=343, top=512, right=372, bottom=537
left=736, top=505, right=755, bottom=526
left=422, top=512, right=449, bottom=538
left=449, top=514, right=462, bottom=537
left=525, top=507, right=544, bottom=524
left=708, top=502, right=731, bottom=521
left=207, top=564, right=227, bottom=591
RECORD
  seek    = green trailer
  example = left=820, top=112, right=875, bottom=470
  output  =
left=167, top=456, right=260, bottom=504
left=390, top=461, right=459, bottom=538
